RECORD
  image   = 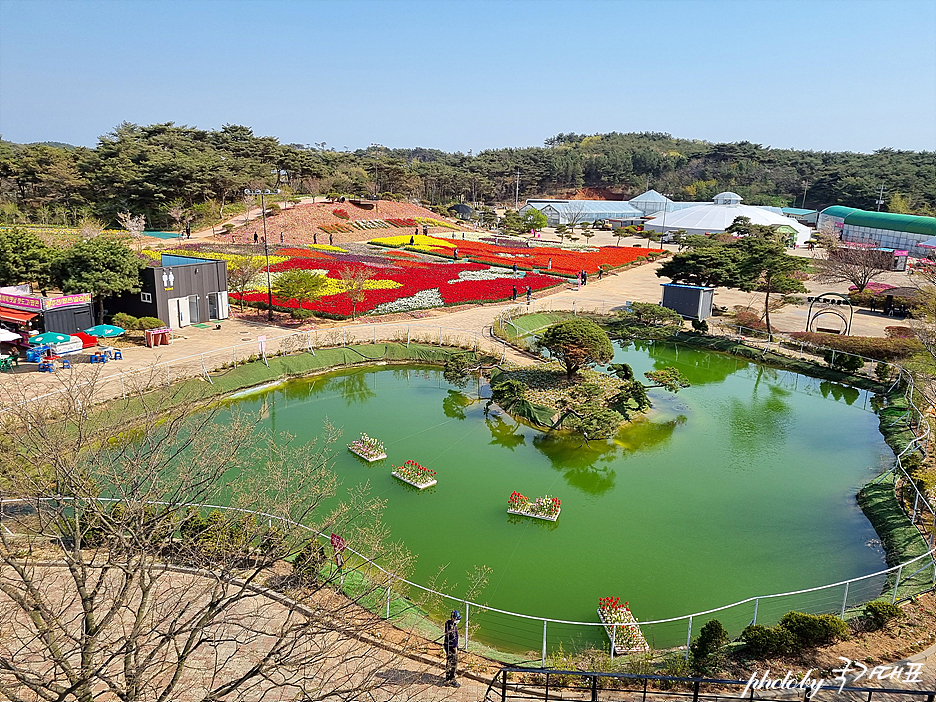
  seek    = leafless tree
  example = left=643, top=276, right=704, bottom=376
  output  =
left=226, top=256, right=265, bottom=311
left=563, top=201, right=586, bottom=236
left=77, top=217, right=105, bottom=240
left=814, top=233, right=891, bottom=292
left=117, top=211, right=147, bottom=251
left=339, top=265, right=376, bottom=321
left=0, top=371, right=433, bottom=702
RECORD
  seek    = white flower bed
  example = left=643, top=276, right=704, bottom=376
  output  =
left=372, top=287, right=444, bottom=314
left=447, top=267, right=525, bottom=283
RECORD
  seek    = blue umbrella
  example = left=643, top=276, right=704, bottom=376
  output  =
left=28, top=332, right=74, bottom=345
left=83, top=324, right=125, bottom=338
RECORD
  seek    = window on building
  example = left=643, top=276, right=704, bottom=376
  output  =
left=141, top=292, right=152, bottom=303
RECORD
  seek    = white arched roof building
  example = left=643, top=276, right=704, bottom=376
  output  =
left=643, top=192, right=812, bottom=246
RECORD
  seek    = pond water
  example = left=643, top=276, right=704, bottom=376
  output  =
left=223, top=341, right=892, bottom=652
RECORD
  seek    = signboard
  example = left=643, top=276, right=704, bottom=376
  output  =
left=43, top=293, right=92, bottom=310
left=0, top=292, right=43, bottom=312
left=330, top=533, right=346, bottom=553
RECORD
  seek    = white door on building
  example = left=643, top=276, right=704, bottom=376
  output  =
left=167, top=298, right=180, bottom=329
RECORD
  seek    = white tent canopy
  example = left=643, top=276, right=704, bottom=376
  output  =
left=0, top=328, right=21, bottom=342
left=644, top=195, right=813, bottom=246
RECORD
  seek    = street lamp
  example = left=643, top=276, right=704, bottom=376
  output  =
left=245, top=187, right=280, bottom=322
left=272, top=169, right=288, bottom=211
left=369, top=143, right=384, bottom=200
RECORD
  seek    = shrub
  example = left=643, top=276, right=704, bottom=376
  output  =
left=864, top=600, right=901, bottom=629
left=111, top=312, right=138, bottom=331
left=874, top=362, right=894, bottom=383
left=885, top=326, right=915, bottom=338
left=290, top=308, right=316, bottom=320
left=735, top=309, right=767, bottom=331
left=824, top=349, right=864, bottom=373
left=778, top=611, right=849, bottom=648
left=293, top=539, right=327, bottom=585
left=138, top=316, right=165, bottom=330
left=790, top=331, right=923, bottom=361
left=741, top=624, right=797, bottom=657
left=689, top=619, right=728, bottom=675
left=491, top=379, right=526, bottom=409
left=691, top=319, right=709, bottom=333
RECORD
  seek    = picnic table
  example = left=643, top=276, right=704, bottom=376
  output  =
left=0, top=353, right=19, bottom=372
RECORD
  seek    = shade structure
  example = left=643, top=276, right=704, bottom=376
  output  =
left=84, top=324, right=125, bottom=338
left=916, top=236, right=936, bottom=249
left=0, top=329, right=21, bottom=342
left=28, top=332, right=74, bottom=345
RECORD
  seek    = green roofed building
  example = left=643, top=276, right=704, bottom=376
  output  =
left=817, top=207, right=936, bottom=257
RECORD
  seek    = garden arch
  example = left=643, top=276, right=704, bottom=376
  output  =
left=807, top=292, right=854, bottom=335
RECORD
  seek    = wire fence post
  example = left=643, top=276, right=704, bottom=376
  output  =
left=386, top=574, right=392, bottom=619
left=464, top=602, right=470, bottom=653
left=166, top=363, right=170, bottom=387
left=406, top=327, right=410, bottom=348
left=374, top=326, right=377, bottom=344
left=233, top=345, right=237, bottom=367
left=841, top=581, right=850, bottom=618
left=541, top=620, right=547, bottom=668
left=752, top=598, right=759, bottom=626
left=892, top=564, right=903, bottom=603
left=343, top=329, right=347, bottom=346
left=120, top=374, right=126, bottom=398
left=685, top=616, right=693, bottom=661
left=439, top=326, right=442, bottom=346
left=610, top=624, right=616, bottom=660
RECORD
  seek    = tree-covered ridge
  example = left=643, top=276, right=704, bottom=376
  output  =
left=1, top=124, right=933, bottom=229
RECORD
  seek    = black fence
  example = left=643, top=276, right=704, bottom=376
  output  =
left=485, top=667, right=936, bottom=702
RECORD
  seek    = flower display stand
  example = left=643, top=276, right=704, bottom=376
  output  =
left=507, top=492, right=561, bottom=521
left=597, top=601, right=650, bottom=655
left=347, top=433, right=386, bottom=462
left=507, top=507, right=561, bottom=522
left=391, top=460, right=436, bottom=489
left=348, top=446, right=387, bottom=462
left=391, top=472, right=437, bottom=489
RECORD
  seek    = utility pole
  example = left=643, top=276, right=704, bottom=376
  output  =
left=514, top=168, right=520, bottom=210
left=801, top=179, right=809, bottom=209
left=876, top=182, right=886, bottom=211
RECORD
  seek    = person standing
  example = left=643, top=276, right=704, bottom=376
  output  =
left=330, top=233, right=334, bottom=246
left=598, top=267, right=603, bottom=281
left=525, top=286, right=532, bottom=304
left=512, top=285, right=518, bottom=301
left=582, top=270, right=588, bottom=286
left=547, top=257, right=552, bottom=270
left=512, top=263, right=518, bottom=274
left=253, top=231, right=259, bottom=244
left=280, top=231, right=284, bottom=244
left=453, top=247, right=459, bottom=260
left=443, top=610, right=461, bottom=687
left=314, top=232, right=318, bottom=245
left=185, top=223, right=191, bottom=239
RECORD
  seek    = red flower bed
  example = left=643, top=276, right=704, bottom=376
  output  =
left=417, top=238, right=663, bottom=276
left=332, top=208, right=350, bottom=219
left=387, top=218, right=417, bottom=227
left=234, top=254, right=563, bottom=318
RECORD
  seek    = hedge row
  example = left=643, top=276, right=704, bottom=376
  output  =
left=788, top=331, right=923, bottom=360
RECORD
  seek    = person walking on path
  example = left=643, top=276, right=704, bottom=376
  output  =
left=314, top=232, right=318, bottom=245
left=582, top=270, right=588, bottom=286
left=512, top=285, right=518, bottom=301
left=526, top=286, right=532, bottom=304
left=598, top=267, right=603, bottom=281
left=330, top=233, right=334, bottom=246
left=443, top=610, right=461, bottom=687
left=253, top=232, right=259, bottom=244
left=280, top=231, right=284, bottom=244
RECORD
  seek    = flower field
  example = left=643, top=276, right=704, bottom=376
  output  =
left=229, top=245, right=564, bottom=318
left=370, top=235, right=664, bottom=276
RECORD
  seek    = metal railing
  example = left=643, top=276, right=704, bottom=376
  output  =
left=2, top=314, right=935, bottom=663
left=485, top=668, right=936, bottom=702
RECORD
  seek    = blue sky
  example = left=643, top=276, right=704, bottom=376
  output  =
left=1, top=0, right=934, bottom=153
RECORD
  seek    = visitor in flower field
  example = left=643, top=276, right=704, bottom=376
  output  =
left=512, top=285, right=517, bottom=301
left=442, top=610, right=461, bottom=687
left=526, top=286, right=531, bottom=304
left=254, top=232, right=259, bottom=244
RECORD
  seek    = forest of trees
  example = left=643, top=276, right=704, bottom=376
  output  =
left=1, top=123, right=933, bottom=230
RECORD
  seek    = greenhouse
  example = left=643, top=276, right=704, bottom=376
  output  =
left=817, top=207, right=936, bottom=258
left=521, top=200, right=643, bottom=227
left=643, top=193, right=813, bottom=246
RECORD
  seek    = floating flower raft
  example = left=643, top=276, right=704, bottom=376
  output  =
left=391, top=460, right=437, bottom=489
left=597, top=598, right=650, bottom=654
left=347, top=433, right=387, bottom=462
left=507, top=492, right=561, bottom=521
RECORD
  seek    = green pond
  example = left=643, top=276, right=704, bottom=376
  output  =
left=224, top=341, right=892, bottom=653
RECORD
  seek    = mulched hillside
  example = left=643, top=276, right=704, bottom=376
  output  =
left=227, top=200, right=467, bottom=246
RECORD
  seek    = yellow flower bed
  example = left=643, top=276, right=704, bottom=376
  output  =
left=250, top=273, right=402, bottom=296
left=143, top=249, right=289, bottom=268
left=368, top=234, right=455, bottom=249
left=307, top=244, right=348, bottom=252
left=415, top=217, right=461, bottom=231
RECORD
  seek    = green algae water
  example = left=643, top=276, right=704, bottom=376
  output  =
left=224, top=341, right=892, bottom=654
